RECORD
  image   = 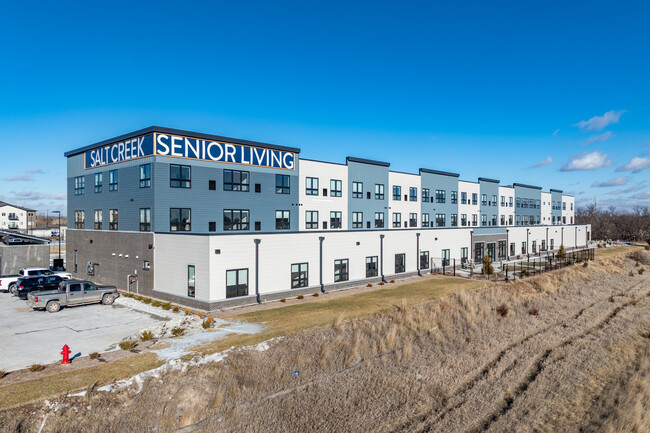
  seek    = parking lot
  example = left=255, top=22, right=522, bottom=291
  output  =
left=0, top=292, right=166, bottom=371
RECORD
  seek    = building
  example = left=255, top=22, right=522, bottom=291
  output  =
left=65, top=126, right=588, bottom=310
left=0, top=202, right=36, bottom=232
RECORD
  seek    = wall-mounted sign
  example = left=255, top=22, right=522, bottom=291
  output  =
left=84, top=133, right=296, bottom=170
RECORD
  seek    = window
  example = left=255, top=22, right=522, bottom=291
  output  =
left=461, top=191, right=467, bottom=204
left=109, top=170, right=118, bottom=191
left=563, top=216, right=566, bottom=224
left=109, top=209, right=118, bottom=230
left=366, top=256, right=378, bottom=277
left=409, top=187, right=417, bottom=201
left=209, top=180, right=216, bottom=190
left=472, top=214, right=477, bottom=226
left=392, top=212, right=402, bottom=228
left=422, top=213, right=430, bottom=227
left=170, top=164, right=191, bottom=188
left=375, top=184, right=385, bottom=200
left=451, top=214, right=458, bottom=227
left=510, top=242, right=516, bottom=256
left=306, top=177, right=319, bottom=195
left=435, top=190, right=446, bottom=203
left=500, top=215, right=505, bottom=225
left=421, top=188, right=430, bottom=202
left=188, top=265, right=195, bottom=297
left=94, top=210, right=102, bottom=230
left=571, top=203, right=573, bottom=211
left=255, top=221, right=261, bottom=231
left=550, top=239, right=555, bottom=250
left=461, top=214, right=467, bottom=226
left=461, top=247, right=468, bottom=260
left=420, top=251, right=429, bottom=269
left=330, top=179, right=342, bottom=197
left=472, top=193, right=478, bottom=205
left=441, top=249, right=450, bottom=266
left=276, top=210, right=290, bottom=230
left=374, top=212, right=384, bottom=228
left=395, top=253, right=405, bottom=273
left=74, top=250, right=78, bottom=273
left=509, top=197, right=513, bottom=207
left=491, top=195, right=497, bottom=205
left=209, top=221, right=216, bottom=232
left=516, top=198, right=521, bottom=208
left=223, top=169, right=250, bottom=191
left=562, top=202, right=567, bottom=210
left=139, top=164, right=151, bottom=188
left=409, top=213, right=417, bottom=227
left=352, top=212, right=363, bottom=228
left=435, top=213, right=445, bottom=227
left=532, top=241, right=537, bottom=253
left=501, top=196, right=505, bottom=206
left=275, top=174, right=290, bottom=194
left=94, top=173, right=103, bottom=193
left=509, top=215, right=513, bottom=225
left=300, top=210, right=316, bottom=229
left=334, top=259, right=349, bottom=282
left=481, top=214, right=487, bottom=226
left=491, top=215, right=497, bottom=226
left=516, top=215, right=521, bottom=225
left=74, top=176, right=85, bottom=195
left=498, top=241, right=507, bottom=260
left=221, top=210, right=247, bottom=231
left=352, top=181, right=363, bottom=198
left=74, top=210, right=84, bottom=229
left=481, top=194, right=487, bottom=206
left=226, top=268, right=248, bottom=298
left=291, top=263, right=308, bottom=288
left=139, top=208, right=151, bottom=231
left=171, top=208, right=191, bottom=231
left=393, top=185, right=401, bottom=200
left=451, top=191, right=458, bottom=204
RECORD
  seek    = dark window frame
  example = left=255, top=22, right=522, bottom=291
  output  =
left=170, top=208, right=191, bottom=231
left=291, top=263, right=308, bottom=288
left=223, top=169, right=250, bottom=192
left=276, top=210, right=290, bottom=230
left=170, top=164, right=191, bottom=188
left=226, top=268, right=249, bottom=298
left=109, top=170, right=118, bottom=191
left=330, top=179, right=342, bottom=197
left=334, top=259, right=349, bottom=282
left=139, top=208, right=151, bottom=231
left=276, top=174, right=290, bottom=194
left=306, top=177, right=319, bottom=195
left=223, top=209, right=249, bottom=231
left=139, top=164, right=151, bottom=188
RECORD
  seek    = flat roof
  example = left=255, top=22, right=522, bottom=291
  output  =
left=420, top=168, right=460, bottom=178
left=478, top=177, right=500, bottom=183
left=64, top=126, right=301, bottom=158
left=550, top=189, right=564, bottom=193
left=346, top=156, right=390, bottom=167
left=513, top=182, right=543, bottom=190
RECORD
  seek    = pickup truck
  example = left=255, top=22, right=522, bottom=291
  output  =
left=0, top=267, right=71, bottom=293
left=27, top=280, right=119, bottom=313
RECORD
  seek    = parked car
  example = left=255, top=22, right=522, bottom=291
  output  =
left=27, top=280, right=119, bottom=313
left=0, top=267, right=71, bottom=293
left=12, top=275, right=64, bottom=299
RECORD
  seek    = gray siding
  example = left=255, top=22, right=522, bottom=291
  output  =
left=551, top=191, right=563, bottom=221
left=420, top=171, right=459, bottom=227
left=514, top=185, right=542, bottom=224
left=347, top=161, right=389, bottom=229
left=479, top=180, right=499, bottom=226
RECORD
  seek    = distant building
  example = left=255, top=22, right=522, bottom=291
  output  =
left=0, top=202, right=36, bottom=232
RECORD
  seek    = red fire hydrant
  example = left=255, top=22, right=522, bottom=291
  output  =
left=61, top=344, right=71, bottom=365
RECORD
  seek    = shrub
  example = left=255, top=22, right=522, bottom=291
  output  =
left=172, top=306, right=179, bottom=313
left=367, top=284, right=372, bottom=287
left=171, top=327, right=185, bottom=336
left=645, top=246, right=650, bottom=251
left=89, top=352, right=100, bottom=360
left=522, top=270, right=530, bottom=277
left=390, top=280, right=395, bottom=283
left=635, top=261, right=640, bottom=267
left=557, top=244, right=567, bottom=259
left=0, top=370, right=6, bottom=379
left=196, top=312, right=203, bottom=319
left=641, top=330, right=650, bottom=339
left=280, top=298, right=286, bottom=303
left=151, top=300, right=161, bottom=307
left=140, top=331, right=153, bottom=341
left=162, top=302, right=171, bottom=310
left=297, top=295, right=304, bottom=300
left=202, top=320, right=213, bottom=329
left=313, top=292, right=319, bottom=297
left=629, top=271, right=635, bottom=277
left=629, top=250, right=650, bottom=265
left=482, top=255, right=494, bottom=276
left=529, top=308, right=539, bottom=316
left=29, top=364, right=45, bottom=372
left=122, top=292, right=133, bottom=298
left=379, top=282, right=385, bottom=285
left=583, top=261, right=588, bottom=267
left=496, top=304, right=509, bottom=317
left=119, top=341, right=137, bottom=350
left=142, top=298, right=152, bottom=304
left=639, top=268, right=645, bottom=275
left=185, top=309, right=192, bottom=315
left=609, top=296, right=615, bottom=303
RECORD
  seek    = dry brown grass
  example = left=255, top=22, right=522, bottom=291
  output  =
left=28, top=364, right=45, bottom=373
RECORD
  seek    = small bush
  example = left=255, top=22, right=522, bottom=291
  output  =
left=297, top=295, right=304, bottom=300
left=89, top=352, right=100, bottom=360
left=122, top=292, right=133, bottom=298
left=119, top=341, right=137, bottom=350
left=496, top=304, right=509, bottom=317
left=609, top=296, right=615, bottom=303
left=202, top=320, right=213, bottom=329
left=172, top=306, right=179, bottom=313
left=390, top=280, right=395, bottom=283
left=379, top=282, right=385, bottom=285
left=142, top=298, right=152, bottom=304
left=641, top=330, right=650, bottom=339
left=0, top=370, right=6, bottom=379
left=171, top=327, right=185, bottom=336
left=140, top=331, right=153, bottom=341
left=529, top=308, right=539, bottom=316
left=629, top=250, right=650, bottom=265
left=582, top=261, right=588, bottom=267
left=367, top=284, right=372, bottom=287
left=557, top=244, right=567, bottom=260
left=635, top=261, right=640, bottom=267
left=162, top=302, right=171, bottom=310
left=313, top=293, right=319, bottom=297
left=185, top=309, right=192, bottom=315
left=482, top=255, right=494, bottom=276
left=29, top=364, right=45, bottom=372
left=629, top=271, right=635, bottom=277
left=151, top=300, right=161, bottom=307
left=280, top=298, right=286, bottom=303
left=522, top=270, right=530, bottom=277
left=639, top=268, right=645, bottom=275
left=645, top=246, right=650, bottom=251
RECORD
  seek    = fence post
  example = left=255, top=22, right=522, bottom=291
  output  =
left=505, top=264, right=508, bottom=282
left=443, top=261, right=446, bottom=276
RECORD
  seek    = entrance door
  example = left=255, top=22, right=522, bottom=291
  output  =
left=487, top=243, right=496, bottom=262
left=441, top=249, right=450, bottom=267
left=474, top=242, right=484, bottom=261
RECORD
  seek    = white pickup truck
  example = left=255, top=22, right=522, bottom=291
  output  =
left=0, top=267, right=72, bottom=293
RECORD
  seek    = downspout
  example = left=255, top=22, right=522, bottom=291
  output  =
left=380, top=234, right=386, bottom=283
left=416, top=233, right=421, bottom=276
left=319, top=236, right=325, bottom=293
left=254, top=239, right=261, bottom=304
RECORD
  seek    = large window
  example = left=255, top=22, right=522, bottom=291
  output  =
left=392, top=212, right=402, bottom=228
left=352, top=212, right=363, bottom=228
left=94, top=210, right=102, bottom=230
left=140, top=164, right=151, bottom=188
left=482, top=214, right=487, bottom=226
left=498, top=241, right=507, bottom=260
left=139, top=208, right=151, bottom=231
left=451, top=191, right=458, bottom=204
left=374, top=212, right=384, bottom=228
left=375, top=184, right=385, bottom=200
left=74, top=176, right=85, bottom=195
left=276, top=210, right=290, bottom=230
left=491, top=195, right=497, bottom=205
left=305, top=211, right=318, bottom=229
left=521, top=242, right=527, bottom=254
left=226, top=268, right=248, bottom=298
left=330, top=211, right=342, bottom=229
left=409, top=187, right=417, bottom=201
left=461, top=214, right=467, bottom=226
left=223, top=169, right=250, bottom=191
left=422, top=213, right=430, bottom=227
left=352, top=181, right=363, bottom=198
left=171, top=208, right=191, bottom=231
left=435, top=190, right=446, bottom=203
left=170, top=164, right=191, bottom=188
left=461, top=191, right=467, bottom=204
left=188, top=265, right=195, bottom=298
left=436, top=213, right=445, bottom=227
left=395, top=253, right=405, bottom=273
left=500, top=196, right=505, bottom=206
left=291, top=263, right=308, bottom=288
left=94, top=173, right=102, bottom=193
left=451, top=214, right=458, bottom=226
left=223, top=209, right=249, bottom=231
left=422, top=188, right=430, bottom=202
left=491, top=215, right=497, bottom=226
left=472, top=214, right=477, bottom=226
left=276, top=174, right=290, bottom=194
left=393, top=185, right=401, bottom=200
left=109, top=170, right=118, bottom=191
left=366, top=256, right=378, bottom=277
left=334, top=259, right=349, bottom=282
left=409, top=213, right=417, bottom=227
left=472, top=193, right=478, bottom=205
left=481, top=194, right=487, bottom=206
left=74, top=210, right=84, bottom=229
left=109, top=209, right=118, bottom=230
left=306, top=177, right=319, bottom=195
left=420, top=251, right=429, bottom=269
left=330, top=179, right=342, bottom=197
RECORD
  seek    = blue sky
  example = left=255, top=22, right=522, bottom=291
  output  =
left=1, top=0, right=649, bottom=214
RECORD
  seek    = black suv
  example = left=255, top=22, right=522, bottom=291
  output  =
left=13, top=275, right=64, bottom=299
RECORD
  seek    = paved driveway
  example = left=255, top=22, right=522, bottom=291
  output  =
left=0, top=293, right=166, bottom=371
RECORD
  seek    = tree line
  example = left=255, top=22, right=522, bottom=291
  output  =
left=576, top=204, right=650, bottom=242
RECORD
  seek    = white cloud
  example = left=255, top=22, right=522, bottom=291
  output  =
left=529, top=156, right=553, bottom=168
left=574, top=110, right=626, bottom=131
left=616, top=157, right=650, bottom=173
left=581, top=131, right=613, bottom=146
left=2, top=174, right=34, bottom=181
left=12, top=191, right=66, bottom=201
left=560, top=150, right=612, bottom=171
left=553, top=129, right=560, bottom=136
left=629, top=191, right=650, bottom=200
left=25, top=167, right=46, bottom=174
left=592, top=176, right=628, bottom=187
